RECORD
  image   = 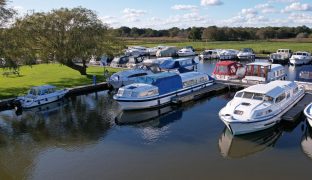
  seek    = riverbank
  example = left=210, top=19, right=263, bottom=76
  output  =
left=0, top=64, right=121, bottom=99
left=127, top=38, right=312, bottom=55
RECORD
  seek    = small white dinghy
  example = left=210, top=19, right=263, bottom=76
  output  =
left=304, top=102, right=312, bottom=127
left=17, top=85, right=68, bottom=108
left=219, top=80, right=305, bottom=135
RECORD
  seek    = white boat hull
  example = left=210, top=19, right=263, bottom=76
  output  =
left=219, top=90, right=305, bottom=135
left=177, top=52, right=196, bottom=57
left=304, top=103, right=312, bottom=127
left=289, top=58, right=311, bottom=65
left=19, top=90, right=68, bottom=109
left=115, top=82, right=213, bottom=110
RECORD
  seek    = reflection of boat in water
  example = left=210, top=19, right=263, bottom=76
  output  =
left=301, top=125, right=312, bottom=159
left=115, top=106, right=182, bottom=126
left=218, top=126, right=282, bottom=159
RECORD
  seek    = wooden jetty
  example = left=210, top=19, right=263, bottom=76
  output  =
left=171, top=83, right=228, bottom=104
left=282, top=93, right=312, bottom=121
left=66, top=82, right=110, bottom=97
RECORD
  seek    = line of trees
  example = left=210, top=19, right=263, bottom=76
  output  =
left=114, top=26, right=312, bottom=41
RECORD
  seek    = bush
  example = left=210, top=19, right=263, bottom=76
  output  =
left=296, top=32, right=309, bottom=38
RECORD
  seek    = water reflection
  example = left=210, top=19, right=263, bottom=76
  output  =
left=301, top=124, right=312, bottom=159
left=0, top=91, right=118, bottom=180
left=218, top=126, right=283, bottom=159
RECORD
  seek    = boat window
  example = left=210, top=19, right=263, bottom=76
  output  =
left=200, top=76, right=208, bottom=82
left=275, top=93, right=286, bottom=103
left=243, top=92, right=253, bottom=99
left=230, top=65, right=236, bottom=74
left=253, top=93, right=263, bottom=100
left=183, top=79, right=197, bottom=87
left=128, top=73, right=147, bottom=78
left=264, top=96, right=274, bottom=102
left=286, top=92, right=290, bottom=99
left=293, top=86, right=299, bottom=94
left=217, top=66, right=228, bottom=73
left=235, top=92, right=243, bottom=98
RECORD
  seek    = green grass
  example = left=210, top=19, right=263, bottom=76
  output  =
left=0, top=64, right=121, bottom=99
left=129, top=40, right=312, bottom=55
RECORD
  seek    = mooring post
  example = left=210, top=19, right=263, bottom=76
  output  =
left=93, top=75, right=97, bottom=85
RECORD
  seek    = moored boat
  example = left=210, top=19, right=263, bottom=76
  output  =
left=304, top=103, right=312, bottom=127
left=289, top=51, right=312, bottom=65
left=212, top=61, right=245, bottom=81
left=199, top=50, right=219, bottom=60
left=237, top=48, right=255, bottom=60
left=219, top=80, right=305, bottom=135
left=269, top=49, right=292, bottom=64
left=177, top=48, right=196, bottom=57
left=113, top=72, right=214, bottom=110
left=242, top=62, right=286, bottom=84
left=17, top=85, right=68, bottom=109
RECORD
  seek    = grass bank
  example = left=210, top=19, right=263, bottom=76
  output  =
left=127, top=39, right=312, bottom=55
left=0, top=64, right=121, bottom=99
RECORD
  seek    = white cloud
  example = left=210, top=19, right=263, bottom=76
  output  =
left=255, top=3, right=277, bottom=13
left=282, top=2, right=312, bottom=12
left=288, top=13, right=312, bottom=24
left=171, top=4, right=198, bottom=11
left=122, top=8, right=147, bottom=22
left=100, top=16, right=120, bottom=27
left=240, top=8, right=258, bottom=18
left=147, top=12, right=214, bottom=29
left=200, top=0, right=223, bottom=6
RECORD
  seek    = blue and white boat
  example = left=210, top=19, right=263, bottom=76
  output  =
left=219, top=80, right=304, bottom=135
left=304, top=103, right=312, bottom=127
left=113, top=72, right=214, bottom=110
left=17, top=85, right=68, bottom=109
left=159, top=58, right=199, bottom=72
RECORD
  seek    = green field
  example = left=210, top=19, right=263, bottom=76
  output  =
left=128, top=39, right=312, bottom=55
left=0, top=64, right=121, bottom=99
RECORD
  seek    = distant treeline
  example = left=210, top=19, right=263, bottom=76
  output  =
left=113, top=26, right=312, bottom=41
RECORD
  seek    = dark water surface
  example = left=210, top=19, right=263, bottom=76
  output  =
left=0, top=60, right=312, bottom=180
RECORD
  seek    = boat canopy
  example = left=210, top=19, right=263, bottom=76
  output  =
left=135, top=72, right=182, bottom=95
left=29, top=85, right=56, bottom=95
left=296, top=66, right=312, bottom=83
left=213, top=61, right=243, bottom=75
left=159, top=58, right=197, bottom=70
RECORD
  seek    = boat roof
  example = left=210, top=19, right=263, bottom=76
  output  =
left=216, top=61, right=240, bottom=66
left=242, top=80, right=295, bottom=98
left=180, top=72, right=206, bottom=80
left=31, top=85, right=56, bottom=90
left=246, top=62, right=282, bottom=68
left=137, top=72, right=178, bottom=81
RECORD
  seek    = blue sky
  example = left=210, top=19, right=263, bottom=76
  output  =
left=10, top=0, right=312, bottom=29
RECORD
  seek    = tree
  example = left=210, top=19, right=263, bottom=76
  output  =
left=188, top=27, right=202, bottom=41
left=0, top=0, right=15, bottom=27
left=14, top=7, right=122, bottom=75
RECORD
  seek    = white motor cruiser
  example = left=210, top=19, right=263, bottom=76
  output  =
left=114, top=72, right=214, bottom=110
left=177, top=48, right=196, bottom=57
left=199, top=50, right=219, bottom=60
left=17, top=85, right=68, bottom=108
left=269, top=49, right=292, bottom=64
left=289, top=51, right=312, bottom=65
left=219, top=80, right=305, bottom=135
left=237, top=48, right=255, bottom=60
left=304, top=102, right=312, bottom=127
left=125, top=46, right=148, bottom=57
left=218, top=49, right=239, bottom=60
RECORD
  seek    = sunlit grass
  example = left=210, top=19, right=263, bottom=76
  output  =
left=0, top=64, right=121, bottom=99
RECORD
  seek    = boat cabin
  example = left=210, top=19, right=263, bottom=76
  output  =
left=242, top=62, right=286, bottom=84
left=212, top=61, right=245, bottom=80
left=110, top=55, right=129, bottom=68
left=28, top=85, right=57, bottom=96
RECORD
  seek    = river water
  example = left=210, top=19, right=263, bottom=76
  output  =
left=0, top=60, right=312, bottom=180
